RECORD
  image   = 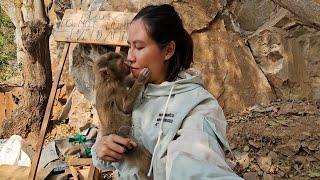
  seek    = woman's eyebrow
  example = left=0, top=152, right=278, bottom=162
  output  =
left=133, top=40, right=145, bottom=45
left=127, top=40, right=145, bottom=46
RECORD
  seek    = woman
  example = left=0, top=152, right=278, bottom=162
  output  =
left=92, top=4, right=242, bottom=180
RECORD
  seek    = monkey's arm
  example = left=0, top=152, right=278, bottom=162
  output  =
left=117, top=68, right=150, bottom=113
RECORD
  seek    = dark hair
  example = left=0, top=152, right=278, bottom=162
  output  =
left=132, top=4, right=193, bottom=81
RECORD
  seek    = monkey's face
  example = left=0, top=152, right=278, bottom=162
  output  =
left=109, top=58, right=131, bottom=77
left=95, top=52, right=132, bottom=81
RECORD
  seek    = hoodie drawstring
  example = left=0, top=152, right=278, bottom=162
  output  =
left=147, top=85, right=175, bottom=177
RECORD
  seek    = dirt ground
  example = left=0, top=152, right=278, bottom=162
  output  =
left=226, top=100, right=320, bottom=179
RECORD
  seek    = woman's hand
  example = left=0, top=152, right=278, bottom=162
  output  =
left=96, top=134, right=137, bottom=162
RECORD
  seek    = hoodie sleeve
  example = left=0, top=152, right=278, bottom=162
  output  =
left=91, top=141, right=115, bottom=170
left=165, top=98, right=243, bottom=180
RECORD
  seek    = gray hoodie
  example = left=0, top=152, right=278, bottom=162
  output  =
left=92, top=69, right=242, bottom=180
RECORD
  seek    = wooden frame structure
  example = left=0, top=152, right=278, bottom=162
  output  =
left=28, top=9, right=136, bottom=179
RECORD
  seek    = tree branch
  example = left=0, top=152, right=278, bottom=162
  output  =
left=34, top=0, right=46, bottom=22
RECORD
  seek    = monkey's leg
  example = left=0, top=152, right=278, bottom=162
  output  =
left=125, top=145, right=152, bottom=180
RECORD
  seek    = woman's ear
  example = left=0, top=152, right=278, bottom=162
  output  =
left=164, top=41, right=176, bottom=61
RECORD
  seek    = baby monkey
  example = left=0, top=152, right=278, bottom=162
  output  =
left=94, top=52, right=152, bottom=180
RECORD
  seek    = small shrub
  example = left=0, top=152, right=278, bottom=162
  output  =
left=0, top=6, right=17, bottom=81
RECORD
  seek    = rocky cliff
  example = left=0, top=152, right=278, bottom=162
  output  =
left=2, top=0, right=320, bottom=114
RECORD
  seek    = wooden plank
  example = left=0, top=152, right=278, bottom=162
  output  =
left=87, top=163, right=96, bottom=180
left=69, top=158, right=92, bottom=166
left=53, top=9, right=136, bottom=46
left=29, top=43, right=71, bottom=180
left=70, top=166, right=79, bottom=180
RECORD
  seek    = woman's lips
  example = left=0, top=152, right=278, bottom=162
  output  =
left=131, top=66, right=139, bottom=69
left=131, top=66, right=140, bottom=74
left=131, top=66, right=139, bottom=70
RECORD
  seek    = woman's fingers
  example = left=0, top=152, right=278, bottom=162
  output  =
left=96, top=134, right=138, bottom=162
left=105, top=147, right=123, bottom=160
left=108, top=140, right=126, bottom=154
left=129, top=139, right=137, bottom=147
left=110, top=134, right=137, bottom=149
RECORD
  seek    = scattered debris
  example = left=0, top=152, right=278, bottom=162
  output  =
left=226, top=100, right=320, bottom=179
left=0, top=135, right=31, bottom=166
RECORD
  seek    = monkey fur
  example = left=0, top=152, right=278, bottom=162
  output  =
left=94, top=52, right=152, bottom=179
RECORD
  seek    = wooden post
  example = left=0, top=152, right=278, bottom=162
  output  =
left=115, top=46, right=121, bottom=53
left=88, top=162, right=100, bottom=180
left=29, top=43, right=71, bottom=179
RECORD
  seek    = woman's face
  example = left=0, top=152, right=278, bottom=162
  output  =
left=127, top=19, right=168, bottom=84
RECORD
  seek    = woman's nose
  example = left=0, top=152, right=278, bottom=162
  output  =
left=127, top=49, right=135, bottom=62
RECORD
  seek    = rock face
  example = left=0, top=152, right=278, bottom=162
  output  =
left=249, top=26, right=320, bottom=100
left=231, top=0, right=320, bottom=103
left=192, top=19, right=275, bottom=113
left=68, top=88, right=99, bottom=132
left=70, top=44, right=96, bottom=104
left=271, top=0, right=320, bottom=30
left=51, top=0, right=320, bottom=114
left=233, top=0, right=277, bottom=31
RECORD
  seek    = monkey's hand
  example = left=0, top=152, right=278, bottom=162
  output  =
left=137, top=68, right=150, bottom=83
left=121, top=68, right=150, bottom=113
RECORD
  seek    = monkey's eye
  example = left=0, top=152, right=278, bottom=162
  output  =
left=103, top=71, right=108, bottom=76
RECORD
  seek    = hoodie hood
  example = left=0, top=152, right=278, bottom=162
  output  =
left=144, top=68, right=203, bottom=97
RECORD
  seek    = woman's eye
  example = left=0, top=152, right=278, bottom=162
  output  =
left=136, top=47, right=144, bottom=50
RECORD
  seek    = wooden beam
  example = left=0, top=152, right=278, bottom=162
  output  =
left=29, top=43, right=71, bottom=180
left=69, top=158, right=92, bottom=166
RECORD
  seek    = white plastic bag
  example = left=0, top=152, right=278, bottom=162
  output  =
left=0, top=135, right=31, bottom=166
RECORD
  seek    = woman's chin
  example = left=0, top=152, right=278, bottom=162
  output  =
left=131, top=69, right=140, bottom=77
